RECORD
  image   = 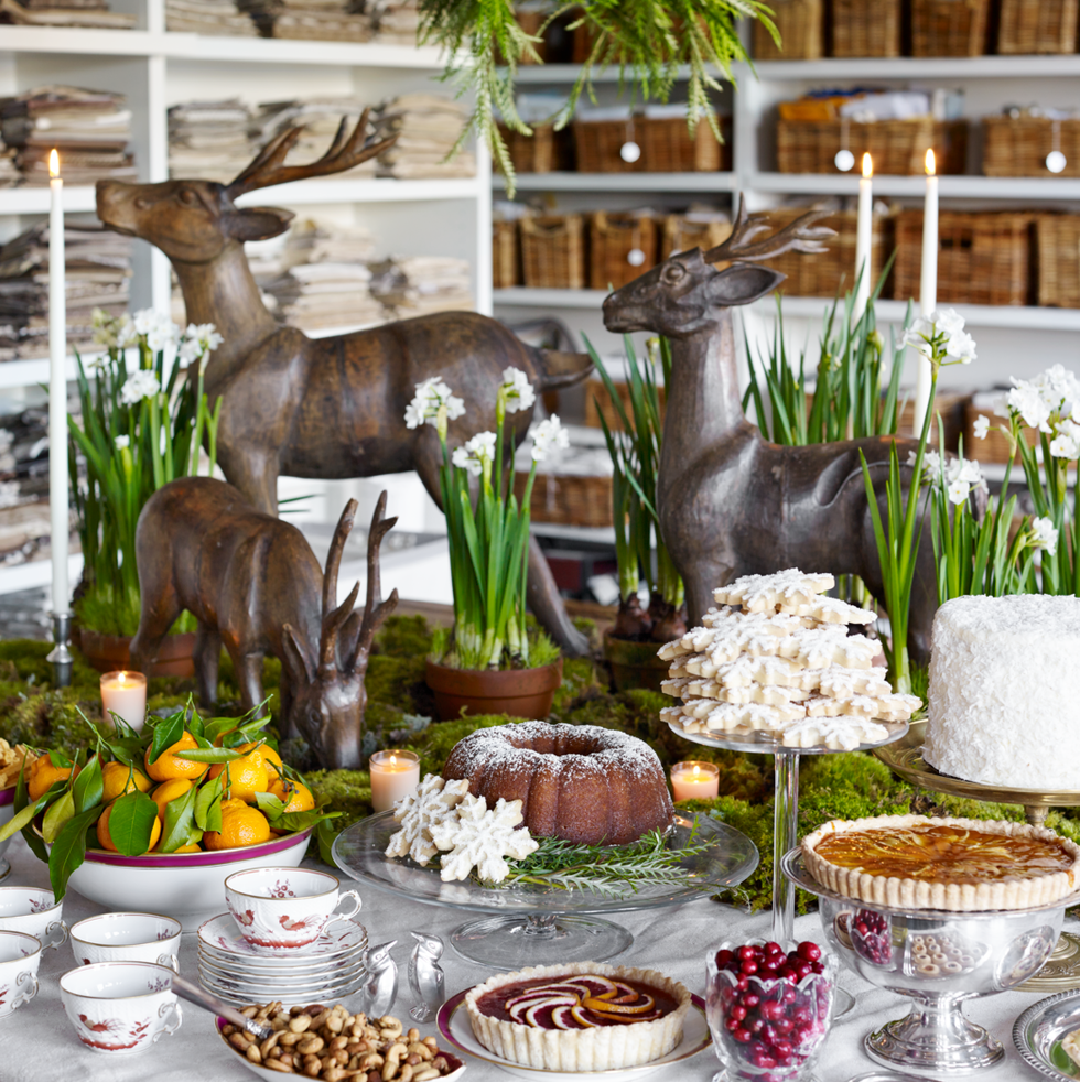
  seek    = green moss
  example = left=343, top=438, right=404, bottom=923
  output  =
left=365, top=655, right=427, bottom=714
left=307, top=769, right=373, bottom=833
left=374, top=615, right=433, bottom=659
left=406, top=714, right=510, bottom=777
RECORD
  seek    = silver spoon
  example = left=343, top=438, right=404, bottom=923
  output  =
left=170, top=972, right=274, bottom=1040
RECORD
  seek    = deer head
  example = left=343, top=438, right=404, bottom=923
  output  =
left=281, top=492, right=399, bottom=770
left=603, top=199, right=835, bottom=338
left=95, top=112, right=398, bottom=263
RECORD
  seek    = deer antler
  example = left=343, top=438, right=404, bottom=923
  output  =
left=318, top=498, right=360, bottom=675
left=347, top=490, right=399, bottom=673
left=704, top=196, right=836, bottom=265
left=226, top=110, right=400, bottom=197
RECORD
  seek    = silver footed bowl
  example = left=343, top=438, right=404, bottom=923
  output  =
left=782, top=848, right=1078, bottom=1077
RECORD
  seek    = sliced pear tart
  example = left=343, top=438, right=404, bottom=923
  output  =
left=802, top=814, right=1080, bottom=911
left=464, top=962, right=691, bottom=1071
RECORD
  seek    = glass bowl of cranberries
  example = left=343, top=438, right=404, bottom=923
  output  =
left=705, top=939, right=834, bottom=1082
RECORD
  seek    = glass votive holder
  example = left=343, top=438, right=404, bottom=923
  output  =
left=368, top=749, right=421, bottom=812
left=99, top=671, right=148, bottom=733
left=670, top=760, right=720, bottom=802
left=706, top=938, right=834, bottom=1082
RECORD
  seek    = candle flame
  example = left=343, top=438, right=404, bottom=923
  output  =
left=389, top=755, right=397, bottom=768
left=692, top=765, right=701, bottom=777
left=925, top=148, right=936, bottom=176
left=862, top=152, right=873, bottom=179
left=49, top=150, right=59, bottom=178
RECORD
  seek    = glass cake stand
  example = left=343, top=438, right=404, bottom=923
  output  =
left=332, top=810, right=758, bottom=969
left=877, top=719, right=1080, bottom=992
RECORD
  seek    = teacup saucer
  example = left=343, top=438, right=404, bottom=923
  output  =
left=197, top=914, right=367, bottom=961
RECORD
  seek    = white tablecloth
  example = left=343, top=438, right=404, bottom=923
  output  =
left=2, top=833, right=1064, bottom=1082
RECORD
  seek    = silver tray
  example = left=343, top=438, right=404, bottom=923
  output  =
left=1015, top=990, right=1080, bottom=1080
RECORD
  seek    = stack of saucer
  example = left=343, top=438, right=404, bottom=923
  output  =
left=196, top=914, right=368, bottom=1007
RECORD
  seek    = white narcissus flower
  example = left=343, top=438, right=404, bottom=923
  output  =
left=1006, top=379, right=1052, bottom=433
left=404, top=377, right=465, bottom=430
left=947, top=479, right=971, bottom=505
left=114, top=434, right=130, bottom=449
left=947, top=457, right=986, bottom=490
left=453, top=431, right=497, bottom=475
left=131, top=309, right=178, bottom=352
left=973, top=415, right=990, bottom=440
left=118, top=369, right=160, bottom=405
left=1032, top=516, right=1058, bottom=556
left=501, top=367, right=535, bottom=414
left=451, top=445, right=480, bottom=476
left=933, top=308, right=965, bottom=337
left=186, top=323, right=224, bottom=353
left=944, top=330, right=976, bottom=365
left=1049, top=433, right=1080, bottom=460
left=901, top=316, right=934, bottom=353
left=531, top=415, right=570, bottom=462
left=116, top=314, right=138, bottom=348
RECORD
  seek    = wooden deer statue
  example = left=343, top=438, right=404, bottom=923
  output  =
left=96, top=113, right=590, bottom=657
left=130, top=476, right=399, bottom=769
left=602, top=200, right=938, bottom=662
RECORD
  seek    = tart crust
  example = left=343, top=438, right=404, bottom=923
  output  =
left=464, top=962, right=691, bottom=1071
left=802, top=814, right=1080, bottom=911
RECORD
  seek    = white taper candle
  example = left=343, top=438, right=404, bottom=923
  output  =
left=854, top=152, right=873, bottom=321
left=48, top=149, right=69, bottom=614
left=916, top=148, right=939, bottom=435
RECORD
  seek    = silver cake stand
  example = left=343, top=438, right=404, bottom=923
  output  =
left=877, top=720, right=1080, bottom=992
left=332, top=810, right=758, bottom=969
left=784, top=846, right=1080, bottom=1076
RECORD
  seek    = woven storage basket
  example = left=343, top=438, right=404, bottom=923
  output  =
left=831, top=0, right=901, bottom=56
left=496, top=122, right=556, bottom=174
left=513, top=472, right=613, bottom=528
left=573, top=117, right=643, bottom=173
left=963, top=401, right=1038, bottom=464
left=894, top=211, right=1034, bottom=307
left=661, top=215, right=732, bottom=258
left=589, top=212, right=657, bottom=291
left=998, top=0, right=1079, bottom=53
left=1037, top=215, right=1080, bottom=308
left=584, top=377, right=668, bottom=430
left=911, top=0, right=990, bottom=56
left=982, top=117, right=1080, bottom=178
left=639, top=114, right=728, bottom=172
left=521, top=215, right=585, bottom=290
left=777, top=117, right=967, bottom=175
left=754, top=0, right=823, bottom=59
left=493, top=220, right=519, bottom=290
left=767, top=208, right=893, bottom=298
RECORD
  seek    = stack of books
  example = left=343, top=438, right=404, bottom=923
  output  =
left=168, top=100, right=254, bottom=181
left=373, top=95, right=475, bottom=179
left=164, top=0, right=256, bottom=34
left=369, top=0, right=419, bottom=42
left=0, top=0, right=135, bottom=29
left=368, top=255, right=473, bottom=317
left=239, top=0, right=370, bottom=40
left=252, top=99, right=378, bottom=179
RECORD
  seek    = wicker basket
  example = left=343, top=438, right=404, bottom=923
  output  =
left=661, top=215, right=732, bottom=258
left=998, top=0, right=1079, bottom=53
left=754, top=0, right=823, bottom=59
left=573, top=117, right=642, bottom=174
left=767, top=208, right=893, bottom=298
left=911, top=0, right=990, bottom=56
left=777, top=117, right=967, bottom=175
left=521, top=215, right=586, bottom=290
left=894, top=211, right=1034, bottom=307
left=493, top=220, right=519, bottom=290
left=982, top=117, right=1080, bottom=178
left=964, top=400, right=1038, bottom=464
left=831, top=0, right=901, bottom=56
left=513, top=472, right=613, bottom=528
left=1037, top=215, right=1080, bottom=308
left=584, top=377, right=668, bottom=430
left=640, top=114, right=728, bottom=172
left=496, top=122, right=556, bottom=174
left=589, top=212, right=657, bottom=291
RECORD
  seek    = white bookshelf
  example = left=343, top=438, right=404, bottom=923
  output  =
left=0, top=11, right=493, bottom=595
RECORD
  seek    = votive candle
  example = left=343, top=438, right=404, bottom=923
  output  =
left=670, top=760, right=720, bottom=802
left=853, top=152, right=874, bottom=319
left=369, top=749, right=421, bottom=812
left=100, top=670, right=147, bottom=732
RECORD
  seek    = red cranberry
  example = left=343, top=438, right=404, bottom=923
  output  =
left=792, top=1007, right=812, bottom=1025
left=774, top=1047, right=793, bottom=1065
left=716, top=949, right=734, bottom=965
left=797, top=941, right=822, bottom=962
left=774, top=1018, right=793, bottom=1035
left=787, top=950, right=801, bottom=965
left=741, top=961, right=758, bottom=975
left=811, top=961, right=825, bottom=974
left=761, top=960, right=779, bottom=975
left=736, top=976, right=749, bottom=991
left=743, top=993, right=760, bottom=1010
left=764, top=941, right=782, bottom=956
left=749, top=1017, right=766, bottom=1034
left=738, top=945, right=757, bottom=961
left=756, top=1055, right=778, bottom=1069
left=730, top=1005, right=747, bottom=1021
left=733, top=1027, right=752, bottom=1043
left=797, top=962, right=813, bottom=979
left=724, top=1016, right=740, bottom=1032
left=761, top=1001, right=785, bottom=1021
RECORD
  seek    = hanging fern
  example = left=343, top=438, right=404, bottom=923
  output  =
left=419, top=0, right=778, bottom=194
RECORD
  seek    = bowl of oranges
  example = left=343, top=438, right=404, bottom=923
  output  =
left=4, top=703, right=335, bottom=927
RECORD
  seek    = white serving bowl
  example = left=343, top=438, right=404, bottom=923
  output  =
left=0, top=787, right=15, bottom=880
left=67, top=829, right=312, bottom=929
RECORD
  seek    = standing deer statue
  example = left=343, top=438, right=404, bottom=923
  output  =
left=602, top=201, right=938, bottom=662
left=130, top=476, right=399, bottom=769
left=96, top=112, right=591, bottom=657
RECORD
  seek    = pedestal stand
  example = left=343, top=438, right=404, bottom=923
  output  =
left=877, top=719, right=1080, bottom=992
left=46, top=610, right=74, bottom=688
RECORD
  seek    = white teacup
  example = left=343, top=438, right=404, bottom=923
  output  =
left=71, top=913, right=182, bottom=972
left=0, top=886, right=66, bottom=950
left=225, top=867, right=361, bottom=950
left=60, top=962, right=182, bottom=1054
left=0, top=931, right=41, bottom=1018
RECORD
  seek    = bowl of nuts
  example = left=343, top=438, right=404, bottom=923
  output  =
left=218, top=1001, right=465, bottom=1082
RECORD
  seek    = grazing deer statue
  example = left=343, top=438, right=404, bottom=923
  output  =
left=130, top=476, right=399, bottom=769
left=96, top=113, right=591, bottom=657
left=602, top=201, right=937, bottom=662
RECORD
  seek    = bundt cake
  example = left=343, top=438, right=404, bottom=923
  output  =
left=441, top=721, right=675, bottom=846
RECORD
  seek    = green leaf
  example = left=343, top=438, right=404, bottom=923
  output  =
left=203, top=717, right=239, bottom=746
left=159, top=785, right=199, bottom=854
left=73, top=754, right=104, bottom=814
left=48, top=749, right=73, bottom=768
left=175, top=747, right=243, bottom=764
left=106, top=791, right=159, bottom=856
left=314, top=819, right=340, bottom=868
left=255, top=792, right=287, bottom=819
left=204, top=789, right=224, bottom=835
left=275, top=809, right=340, bottom=834
left=42, top=790, right=76, bottom=844
left=0, top=803, right=38, bottom=844
left=49, top=806, right=104, bottom=901
left=194, top=779, right=219, bottom=832
left=148, top=711, right=184, bottom=766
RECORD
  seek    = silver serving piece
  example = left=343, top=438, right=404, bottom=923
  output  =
left=1014, top=988, right=1080, bottom=1080
left=784, top=848, right=1079, bottom=1076
left=408, top=931, right=444, bottom=1022
left=171, top=973, right=272, bottom=1040
left=362, top=940, right=398, bottom=1018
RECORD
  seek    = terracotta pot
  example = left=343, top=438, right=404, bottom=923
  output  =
left=603, top=629, right=669, bottom=694
left=76, top=626, right=197, bottom=679
left=424, top=657, right=563, bottom=721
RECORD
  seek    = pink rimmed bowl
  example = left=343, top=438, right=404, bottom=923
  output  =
left=66, top=829, right=312, bottom=930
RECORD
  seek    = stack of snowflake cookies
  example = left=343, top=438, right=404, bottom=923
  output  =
left=657, top=569, right=921, bottom=750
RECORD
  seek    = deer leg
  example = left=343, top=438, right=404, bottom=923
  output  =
left=130, top=594, right=182, bottom=678
left=278, top=669, right=296, bottom=744
left=219, top=447, right=280, bottom=517
left=194, top=623, right=221, bottom=707
left=237, top=652, right=265, bottom=716
left=683, top=565, right=723, bottom=629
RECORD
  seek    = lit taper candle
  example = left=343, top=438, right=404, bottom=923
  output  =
left=915, top=148, right=939, bottom=434
left=853, top=152, right=873, bottom=319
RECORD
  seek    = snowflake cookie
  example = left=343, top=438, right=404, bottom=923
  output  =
left=429, top=793, right=539, bottom=883
left=385, top=773, right=470, bottom=866
left=713, top=570, right=834, bottom=612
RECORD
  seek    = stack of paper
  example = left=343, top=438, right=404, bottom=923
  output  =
left=1, top=86, right=135, bottom=185
left=239, top=0, right=370, bottom=40
left=369, top=255, right=473, bottom=318
left=165, top=0, right=256, bottom=34
left=169, top=100, right=254, bottom=181
left=373, top=94, right=475, bottom=179
left=369, top=0, right=419, bottom=42
left=0, top=0, right=135, bottom=29
left=252, top=99, right=378, bottom=179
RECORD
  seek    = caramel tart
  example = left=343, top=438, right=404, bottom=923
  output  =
left=802, top=814, right=1080, bottom=911
left=464, top=962, right=691, bottom=1071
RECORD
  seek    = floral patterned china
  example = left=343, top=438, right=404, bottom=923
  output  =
left=197, top=912, right=367, bottom=961
left=70, top=912, right=182, bottom=970
left=0, top=930, right=41, bottom=1019
left=0, top=885, right=66, bottom=950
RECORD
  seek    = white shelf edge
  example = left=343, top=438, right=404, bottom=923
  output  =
left=0, top=355, right=98, bottom=390
left=0, top=187, right=99, bottom=215
left=234, top=177, right=483, bottom=206
left=0, top=553, right=83, bottom=597
left=749, top=172, right=1080, bottom=200
left=493, top=172, right=738, bottom=193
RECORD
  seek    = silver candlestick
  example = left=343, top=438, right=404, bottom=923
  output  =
left=362, top=940, right=398, bottom=1018
left=47, top=609, right=74, bottom=688
left=408, top=931, right=444, bottom=1023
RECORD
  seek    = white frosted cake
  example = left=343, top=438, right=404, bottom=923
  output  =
left=925, top=594, right=1080, bottom=790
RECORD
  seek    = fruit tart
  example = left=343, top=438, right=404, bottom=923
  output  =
left=802, top=814, right=1080, bottom=911
left=464, top=961, right=691, bottom=1071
